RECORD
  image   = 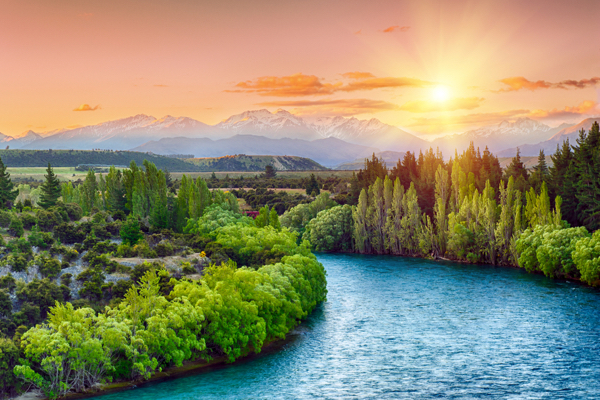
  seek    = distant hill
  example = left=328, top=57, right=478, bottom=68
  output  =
left=131, top=135, right=380, bottom=167
left=334, top=151, right=406, bottom=170
left=0, top=149, right=202, bottom=172
left=185, top=154, right=328, bottom=171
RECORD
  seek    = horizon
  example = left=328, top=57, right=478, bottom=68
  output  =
left=2, top=0, right=599, bottom=138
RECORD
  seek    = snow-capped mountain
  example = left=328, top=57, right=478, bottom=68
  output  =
left=497, top=117, right=600, bottom=157
left=433, top=117, right=568, bottom=155
left=22, top=114, right=213, bottom=150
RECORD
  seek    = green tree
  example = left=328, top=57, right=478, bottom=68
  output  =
left=0, top=156, right=18, bottom=209
left=264, top=165, right=277, bottom=179
left=120, top=216, right=144, bottom=246
left=38, top=163, right=62, bottom=209
left=305, top=174, right=320, bottom=196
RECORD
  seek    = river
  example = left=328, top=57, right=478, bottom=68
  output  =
left=96, top=253, right=600, bottom=399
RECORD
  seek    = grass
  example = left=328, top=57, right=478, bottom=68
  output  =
left=8, top=167, right=95, bottom=182
left=169, top=170, right=356, bottom=180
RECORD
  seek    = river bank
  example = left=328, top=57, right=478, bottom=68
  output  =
left=14, top=331, right=302, bottom=400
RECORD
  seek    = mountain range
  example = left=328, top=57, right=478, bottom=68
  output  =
left=2, top=109, right=598, bottom=165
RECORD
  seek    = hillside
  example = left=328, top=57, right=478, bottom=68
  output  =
left=0, top=149, right=202, bottom=171
left=131, top=135, right=380, bottom=167
left=185, top=154, right=328, bottom=171
left=497, top=155, right=553, bottom=169
left=334, top=151, right=406, bottom=170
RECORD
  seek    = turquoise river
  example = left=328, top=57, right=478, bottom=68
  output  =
left=95, top=254, right=600, bottom=399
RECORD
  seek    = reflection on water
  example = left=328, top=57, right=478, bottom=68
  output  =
left=96, top=254, right=600, bottom=399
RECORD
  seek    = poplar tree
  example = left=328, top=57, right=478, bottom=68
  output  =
left=352, top=189, right=369, bottom=253
left=0, top=156, right=17, bottom=209
left=38, top=163, right=61, bottom=209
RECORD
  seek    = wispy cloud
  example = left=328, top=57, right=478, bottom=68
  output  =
left=408, top=109, right=530, bottom=134
left=529, top=100, right=598, bottom=120
left=496, top=76, right=600, bottom=92
left=257, top=98, right=400, bottom=116
left=400, top=97, right=484, bottom=113
left=383, top=25, right=410, bottom=33
left=228, top=73, right=435, bottom=97
left=73, top=104, right=100, bottom=111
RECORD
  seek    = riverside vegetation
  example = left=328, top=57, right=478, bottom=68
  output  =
left=1, top=122, right=600, bottom=399
left=0, top=160, right=326, bottom=399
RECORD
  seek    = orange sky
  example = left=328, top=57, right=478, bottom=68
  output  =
left=1, top=0, right=599, bottom=138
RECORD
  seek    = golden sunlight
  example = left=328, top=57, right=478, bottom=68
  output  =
left=432, top=85, right=450, bottom=102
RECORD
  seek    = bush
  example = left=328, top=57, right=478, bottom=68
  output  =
left=111, top=279, right=133, bottom=299
left=19, top=213, right=37, bottom=230
left=39, top=258, right=61, bottom=279
left=130, top=261, right=164, bottom=284
left=112, top=210, right=126, bottom=221
left=105, top=221, right=122, bottom=237
left=53, top=223, right=86, bottom=244
left=572, top=230, right=600, bottom=286
left=93, top=225, right=112, bottom=241
left=0, top=338, right=22, bottom=398
left=92, top=240, right=118, bottom=254
left=132, top=241, right=156, bottom=258
left=37, top=210, right=62, bottom=232
left=0, top=210, right=12, bottom=228
left=0, top=273, right=16, bottom=292
left=7, top=254, right=28, bottom=273
left=8, top=217, right=24, bottom=237
left=7, top=237, right=32, bottom=255
left=76, top=268, right=105, bottom=301
left=60, top=273, right=73, bottom=286
left=63, top=203, right=83, bottom=221
left=155, top=241, right=174, bottom=257
left=28, top=227, right=55, bottom=249
left=181, top=262, right=196, bottom=275
left=93, top=211, right=109, bottom=224
left=116, top=243, right=136, bottom=258
left=82, top=233, right=101, bottom=251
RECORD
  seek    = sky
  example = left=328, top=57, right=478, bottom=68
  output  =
left=1, top=0, right=599, bottom=138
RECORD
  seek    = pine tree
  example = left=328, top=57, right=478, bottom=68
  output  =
left=264, top=165, right=277, bottom=179
left=305, top=174, right=320, bottom=196
left=529, top=149, right=549, bottom=192
left=0, top=156, right=17, bottom=209
left=38, top=163, right=62, bottom=209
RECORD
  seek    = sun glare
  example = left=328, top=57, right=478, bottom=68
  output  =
left=433, top=85, right=450, bottom=102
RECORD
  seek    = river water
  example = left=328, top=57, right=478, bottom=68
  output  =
left=96, top=254, right=600, bottom=399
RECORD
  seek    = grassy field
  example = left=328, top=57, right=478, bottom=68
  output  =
left=8, top=167, right=356, bottom=183
left=169, top=170, right=356, bottom=180
left=8, top=167, right=94, bottom=182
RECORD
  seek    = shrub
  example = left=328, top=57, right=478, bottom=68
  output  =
left=0, top=273, right=16, bottom=292
left=0, top=338, right=22, bottom=398
left=60, top=273, right=73, bottom=286
left=116, top=243, right=136, bottom=258
left=76, top=268, right=105, bottom=301
left=155, top=241, right=174, bottom=257
left=7, top=254, right=28, bottom=273
left=54, top=223, right=86, bottom=244
left=7, top=237, right=32, bottom=255
left=63, top=203, right=83, bottom=221
left=112, top=210, right=126, bottom=221
left=39, top=258, right=61, bottom=279
left=92, top=240, right=118, bottom=254
left=0, top=210, right=12, bottom=228
left=180, top=262, right=196, bottom=275
left=8, top=217, right=24, bottom=237
left=130, top=261, right=164, bottom=284
left=19, top=213, right=37, bottom=230
left=28, top=227, right=54, bottom=249
left=105, top=221, right=122, bottom=237
left=37, top=210, right=62, bottom=232
left=111, top=279, right=133, bottom=298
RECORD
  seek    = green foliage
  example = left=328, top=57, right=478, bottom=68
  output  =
left=0, top=338, right=21, bottom=398
left=38, top=163, right=62, bottom=209
left=53, top=222, right=86, bottom=244
left=305, top=205, right=353, bottom=252
left=8, top=216, right=24, bottom=238
left=19, top=212, right=37, bottom=230
left=184, top=204, right=250, bottom=238
left=120, top=216, right=144, bottom=246
left=572, top=230, right=600, bottom=285
left=39, top=257, right=62, bottom=279
left=28, top=226, right=55, bottom=249
left=0, top=210, right=12, bottom=228
left=305, top=173, right=320, bottom=196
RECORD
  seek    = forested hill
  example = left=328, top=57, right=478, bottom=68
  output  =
left=184, top=154, right=329, bottom=171
left=0, top=149, right=202, bottom=171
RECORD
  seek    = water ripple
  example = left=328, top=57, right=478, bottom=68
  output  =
left=96, top=254, right=600, bottom=399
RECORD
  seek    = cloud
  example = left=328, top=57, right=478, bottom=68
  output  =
left=383, top=25, right=410, bottom=33
left=228, top=73, right=434, bottom=97
left=408, top=109, right=530, bottom=133
left=226, top=73, right=341, bottom=97
left=73, top=104, right=100, bottom=111
left=154, top=84, right=168, bottom=87
left=342, top=72, right=375, bottom=80
left=257, top=98, right=400, bottom=116
left=400, top=97, right=484, bottom=113
left=529, top=100, right=598, bottom=120
left=496, top=76, right=600, bottom=92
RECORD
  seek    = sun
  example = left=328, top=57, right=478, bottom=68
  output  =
left=432, top=85, right=450, bottom=102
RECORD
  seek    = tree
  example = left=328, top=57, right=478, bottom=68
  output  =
left=0, top=156, right=17, bottom=209
left=264, top=165, right=277, bottom=179
left=120, top=216, right=144, bottom=246
left=504, top=148, right=529, bottom=193
left=305, top=174, right=320, bottom=196
left=530, top=149, right=549, bottom=192
left=38, top=163, right=62, bottom=209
